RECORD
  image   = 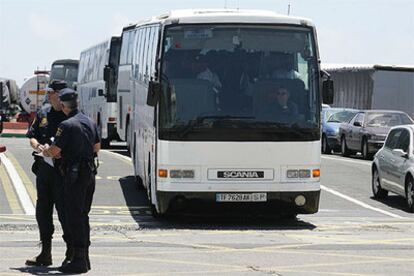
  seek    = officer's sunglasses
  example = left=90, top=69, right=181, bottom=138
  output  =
left=47, top=90, right=58, bottom=95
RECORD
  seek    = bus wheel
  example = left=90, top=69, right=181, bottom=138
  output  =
left=101, top=138, right=110, bottom=149
left=126, top=122, right=131, bottom=154
left=147, top=157, right=163, bottom=218
left=280, top=213, right=297, bottom=221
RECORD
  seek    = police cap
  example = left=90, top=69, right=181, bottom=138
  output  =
left=49, top=80, right=68, bottom=91
left=59, top=88, right=78, bottom=101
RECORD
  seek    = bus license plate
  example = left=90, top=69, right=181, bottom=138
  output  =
left=216, top=193, right=267, bottom=202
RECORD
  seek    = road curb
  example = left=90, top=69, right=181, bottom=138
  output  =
left=1, top=132, right=27, bottom=138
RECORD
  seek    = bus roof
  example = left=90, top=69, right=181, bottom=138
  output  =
left=123, top=9, right=314, bottom=29
left=52, top=59, right=79, bottom=65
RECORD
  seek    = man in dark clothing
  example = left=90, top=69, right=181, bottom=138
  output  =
left=43, top=88, right=100, bottom=273
left=25, top=80, right=72, bottom=267
left=259, top=86, right=298, bottom=123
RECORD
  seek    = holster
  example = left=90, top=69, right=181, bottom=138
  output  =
left=31, top=153, right=42, bottom=176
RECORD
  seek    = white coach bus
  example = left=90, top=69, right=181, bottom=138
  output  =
left=120, top=9, right=333, bottom=216
left=78, top=36, right=121, bottom=147
left=116, top=25, right=136, bottom=151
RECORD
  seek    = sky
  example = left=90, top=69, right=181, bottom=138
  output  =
left=1, top=0, right=413, bottom=86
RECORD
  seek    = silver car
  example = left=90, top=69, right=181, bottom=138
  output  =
left=372, top=124, right=414, bottom=212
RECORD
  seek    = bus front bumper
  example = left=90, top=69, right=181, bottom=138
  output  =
left=156, top=190, right=320, bottom=215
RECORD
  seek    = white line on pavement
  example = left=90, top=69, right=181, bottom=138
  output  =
left=321, top=185, right=404, bottom=219
left=0, top=153, right=35, bottom=215
left=322, top=155, right=371, bottom=166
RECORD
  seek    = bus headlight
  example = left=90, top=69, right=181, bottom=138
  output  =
left=287, top=170, right=299, bottom=178
left=287, top=169, right=311, bottom=178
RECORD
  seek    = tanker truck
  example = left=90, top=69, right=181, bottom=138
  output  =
left=18, top=71, right=49, bottom=122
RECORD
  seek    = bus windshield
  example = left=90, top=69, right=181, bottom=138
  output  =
left=159, top=24, right=320, bottom=141
left=50, top=64, right=78, bottom=82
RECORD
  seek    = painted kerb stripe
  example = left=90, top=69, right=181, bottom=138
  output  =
left=0, top=164, right=23, bottom=214
left=0, top=153, right=35, bottom=215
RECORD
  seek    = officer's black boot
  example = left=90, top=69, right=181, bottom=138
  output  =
left=86, top=247, right=91, bottom=271
left=61, top=245, right=74, bottom=267
left=25, top=240, right=52, bottom=266
left=59, top=247, right=88, bottom=274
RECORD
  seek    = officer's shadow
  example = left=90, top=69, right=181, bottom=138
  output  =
left=11, top=266, right=76, bottom=275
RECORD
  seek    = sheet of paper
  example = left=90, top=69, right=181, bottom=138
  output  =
left=34, top=144, right=54, bottom=167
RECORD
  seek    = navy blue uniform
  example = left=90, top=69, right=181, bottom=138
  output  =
left=53, top=109, right=100, bottom=249
left=26, top=105, right=70, bottom=244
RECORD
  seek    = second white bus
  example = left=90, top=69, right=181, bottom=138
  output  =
left=78, top=36, right=121, bottom=147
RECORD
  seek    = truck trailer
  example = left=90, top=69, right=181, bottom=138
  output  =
left=323, top=65, right=414, bottom=118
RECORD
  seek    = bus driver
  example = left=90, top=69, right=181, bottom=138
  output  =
left=259, top=86, right=298, bottom=122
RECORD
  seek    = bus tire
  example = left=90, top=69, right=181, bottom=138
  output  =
left=280, top=213, right=297, bottom=221
left=101, top=138, right=110, bottom=149
left=126, top=121, right=131, bottom=154
left=147, top=156, right=164, bottom=218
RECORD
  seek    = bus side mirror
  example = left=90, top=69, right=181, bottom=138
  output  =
left=147, top=80, right=161, bottom=106
left=322, top=79, right=334, bottom=104
left=103, top=66, right=112, bottom=82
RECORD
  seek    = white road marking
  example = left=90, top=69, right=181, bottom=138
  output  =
left=322, top=155, right=371, bottom=166
left=322, top=155, right=405, bottom=218
left=101, top=150, right=132, bottom=163
left=321, top=185, right=404, bottom=219
left=0, top=153, right=35, bottom=215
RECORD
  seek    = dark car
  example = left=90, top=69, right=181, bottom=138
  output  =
left=321, top=108, right=359, bottom=154
left=339, top=110, right=414, bottom=159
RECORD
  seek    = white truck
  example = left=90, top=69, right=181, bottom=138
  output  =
left=324, top=64, right=414, bottom=119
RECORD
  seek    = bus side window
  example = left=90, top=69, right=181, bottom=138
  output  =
left=120, top=31, right=130, bottom=65
left=137, top=28, right=146, bottom=82
left=133, top=29, right=141, bottom=80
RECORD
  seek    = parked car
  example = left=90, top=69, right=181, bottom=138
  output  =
left=339, top=110, right=414, bottom=159
left=372, top=125, right=414, bottom=212
left=321, top=108, right=359, bottom=154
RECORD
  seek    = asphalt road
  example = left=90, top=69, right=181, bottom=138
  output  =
left=0, top=137, right=413, bottom=275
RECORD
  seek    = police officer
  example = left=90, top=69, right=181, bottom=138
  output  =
left=43, top=88, right=100, bottom=273
left=25, top=80, right=72, bottom=267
